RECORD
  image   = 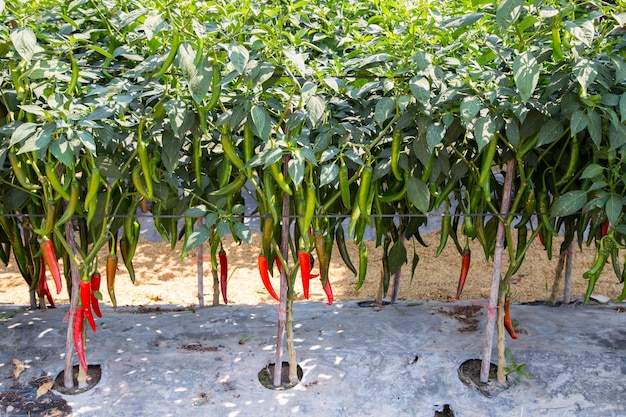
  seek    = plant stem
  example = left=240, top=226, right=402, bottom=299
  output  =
left=196, top=218, right=205, bottom=308
left=63, top=218, right=81, bottom=389
left=481, top=158, right=515, bottom=384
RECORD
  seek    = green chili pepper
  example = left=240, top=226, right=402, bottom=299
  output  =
left=303, top=184, right=316, bottom=237
left=537, top=190, right=559, bottom=237
left=436, top=207, right=451, bottom=257
left=153, top=32, right=181, bottom=78
left=55, top=182, right=79, bottom=229
left=555, top=134, right=580, bottom=187
left=339, top=161, right=351, bottom=209
left=336, top=223, right=357, bottom=276
left=193, top=136, right=203, bottom=186
left=479, top=135, right=498, bottom=202
left=8, top=153, right=40, bottom=191
left=356, top=240, right=368, bottom=291
left=84, top=166, right=101, bottom=209
left=242, top=122, right=255, bottom=178
left=358, top=165, right=373, bottom=222
left=269, top=162, right=292, bottom=196
left=221, top=133, right=245, bottom=170
left=205, top=63, right=222, bottom=111
left=391, top=130, right=403, bottom=181
left=66, top=55, right=79, bottom=95
left=137, top=128, right=154, bottom=200
left=33, top=200, right=56, bottom=236
left=209, top=173, right=247, bottom=197
left=44, top=162, right=71, bottom=201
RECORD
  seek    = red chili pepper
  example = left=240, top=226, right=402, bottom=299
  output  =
left=40, top=237, right=62, bottom=294
left=258, top=255, right=280, bottom=302
left=90, top=272, right=102, bottom=318
left=298, top=251, right=311, bottom=299
left=80, top=281, right=97, bottom=333
left=219, top=250, right=228, bottom=304
left=504, top=297, right=518, bottom=340
left=455, top=247, right=471, bottom=300
left=37, top=258, right=55, bottom=308
left=323, top=279, right=333, bottom=305
left=74, top=308, right=87, bottom=370
left=602, top=220, right=610, bottom=237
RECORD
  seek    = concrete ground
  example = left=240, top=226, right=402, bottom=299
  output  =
left=1, top=299, right=625, bottom=417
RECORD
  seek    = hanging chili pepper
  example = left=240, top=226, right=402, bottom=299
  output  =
left=74, top=308, right=87, bottom=370
left=80, top=280, right=96, bottom=333
left=258, top=255, right=280, bottom=302
left=323, top=279, right=333, bottom=305
left=479, top=135, right=498, bottom=202
left=504, top=297, right=518, bottom=340
left=8, top=152, right=41, bottom=191
left=55, top=181, right=79, bottom=229
left=339, top=161, right=351, bottom=209
left=358, top=165, right=373, bottom=224
left=298, top=251, right=312, bottom=299
left=219, top=250, right=228, bottom=304
left=336, top=223, right=357, bottom=276
left=455, top=247, right=471, bottom=300
left=37, top=257, right=55, bottom=308
left=106, top=254, right=118, bottom=310
left=44, top=161, right=71, bottom=201
left=601, top=220, right=609, bottom=237
left=40, top=237, right=62, bottom=295
left=356, top=240, right=368, bottom=291
left=436, top=209, right=451, bottom=257
left=90, top=272, right=102, bottom=318
left=33, top=200, right=56, bottom=236
left=391, top=129, right=403, bottom=181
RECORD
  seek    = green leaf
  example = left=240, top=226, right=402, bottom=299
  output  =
left=49, top=138, right=74, bottom=167
left=587, top=109, right=602, bottom=146
left=552, top=190, right=587, bottom=217
left=406, top=176, right=429, bottom=213
left=605, top=194, right=622, bottom=226
left=163, top=99, right=188, bottom=135
left=460, top=96, right=480, bottom=125
left=537, top=119, right=563, bottom=147
left=409, top=76, right=430, bottom=105
left=251, top=105, right=271, bottom=142
left=217, top=220, right=230, bottom=238
left=572, top=58, right=597, bottom=95
left=161, top=128, right=182, bottom=173
left=496, top=0, right=523, bottom=31
left=175, top=42, right=195, bottom=80
left=189, top=59, right=213, bottom=104
left=513, top=50, right=539, bottom=103
left=426, top=122, right=445, bottom=151
left=284, top=48, right=306, bottom=76
left=183, top=205, right=208, bottom=218
left=229, top=44, right=249, bottom=75
left=565, top=20, right=594, bottom=47
left=474, top=116, right=496, bottom=151
left=287, top=157, right=304, bottom=188
left=10, top=122, right=37, bottom=147
left=374, top=97, right=395, bottom=124
left=410, top=248, right=420, bottom=282
left=570, top=110, right=587, bottom=134
left=233, top=222, right=252, bottom=244
left=306, top=95, right=325, bottom=126
left=388, top=239, right=407, bottom=275
left=505, top=118, right=520, bottom=150
left=620, top=93, right=626, bottom=123
left=185, top=225, right=211, bottom=252
left=18, top=123, right=55, bottom=154
left=319, top=162, right=338, bottom=187
left=10, top=27, right=43, bottom=63
left=75, top=129, right=96, bottom=155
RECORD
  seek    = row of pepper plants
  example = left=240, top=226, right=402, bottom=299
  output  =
left=1, top=0, right=625, bottom=388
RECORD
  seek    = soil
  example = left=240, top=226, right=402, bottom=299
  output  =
left=458, top=359, right=511, bottom=398
left=0, top=376, right=71, bottom=416
left=257, top=362, right=304, bottom=390
left=53, top=365, right=102, bottom=396
left=0, top=230, right=620, bottom=309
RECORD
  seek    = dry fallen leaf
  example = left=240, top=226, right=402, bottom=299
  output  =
left=12, top=359, right=24, bottom=379
left=37, top=381, right=54, bottom=398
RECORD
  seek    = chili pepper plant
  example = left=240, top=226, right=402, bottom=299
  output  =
left=1, top=0, right=625, bottom=391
